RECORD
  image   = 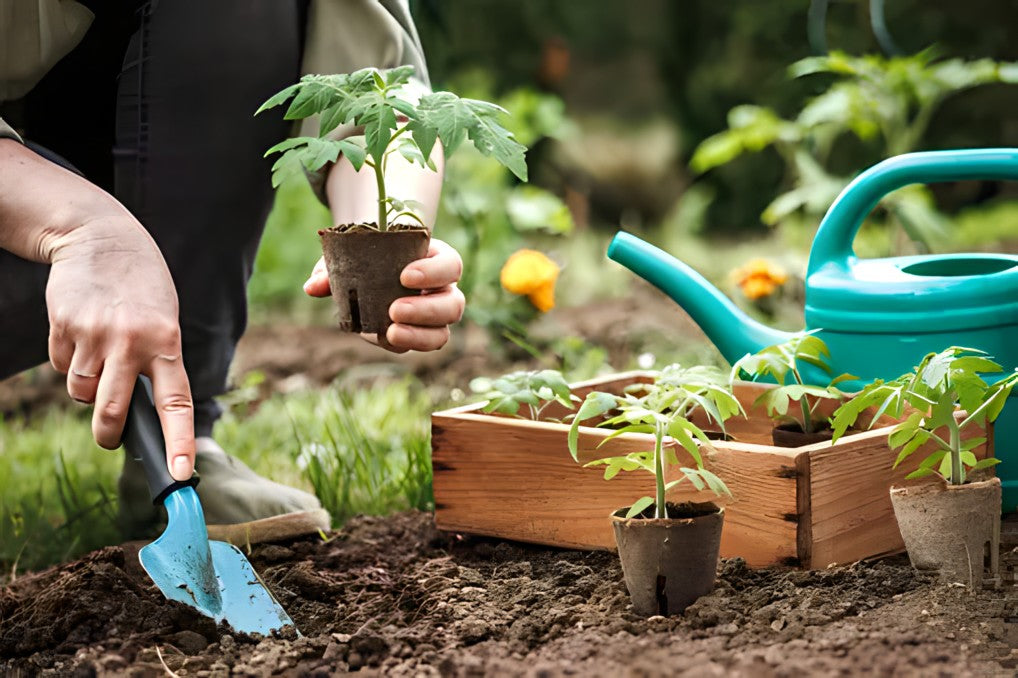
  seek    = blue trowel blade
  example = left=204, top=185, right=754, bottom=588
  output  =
left=139, top=487, right=295, bottom=636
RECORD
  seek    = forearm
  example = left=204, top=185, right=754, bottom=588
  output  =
left=0, top=139, right=135, bottom=263
left=324, top=144, right=445, bottom=230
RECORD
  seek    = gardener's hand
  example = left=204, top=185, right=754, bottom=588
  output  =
left=303, top=237, right=465, bottom=352
left=0, top=140, right=195, bottom=481
left=45, top=217, right=196, bottom=481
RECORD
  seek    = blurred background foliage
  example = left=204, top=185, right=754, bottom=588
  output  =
left=415, top=0, right=1018, bottom=236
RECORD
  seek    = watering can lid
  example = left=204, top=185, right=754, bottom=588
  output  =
left=805, top=253, right=1018, bottom=333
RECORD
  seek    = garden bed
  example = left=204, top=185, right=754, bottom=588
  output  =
left=2, top=511, right=1016, bottom=676
left=432, top=372, right=991, bottom=568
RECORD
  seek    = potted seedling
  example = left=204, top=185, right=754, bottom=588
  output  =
left=567, top=365, right=741, bottom=616
left=730, top=332, right=856, bottom=447
left=831, top=346, right=1018, bottom=587
left=470, top=369, right=577, bottom=420
left=257, top=65, right=528, bottom=334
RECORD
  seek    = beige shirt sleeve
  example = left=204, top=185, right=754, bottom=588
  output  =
left=0, top=116, right=24, bottom=143
left=300, top=0, right=432, bottom=204
left=0, top=0, right=93, bottom=102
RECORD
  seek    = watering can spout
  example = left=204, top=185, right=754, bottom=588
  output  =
left=607, top=231, right=794, bottom=364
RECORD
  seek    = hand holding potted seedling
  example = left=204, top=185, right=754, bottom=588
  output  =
left=731, top=332, right=856, bottom=447
left=567, top=364, right=742, bottom=616
left=258, top=66, right=528, bottom=335
left=831, top=346, right=1018, bottom=586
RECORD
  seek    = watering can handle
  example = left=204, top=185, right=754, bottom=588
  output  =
left=122, top=377, right=199, bottom=505
left=808, top=148, right=1018, bottom=275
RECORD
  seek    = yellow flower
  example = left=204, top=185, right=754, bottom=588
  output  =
left=732, top=258, right=787, bottom=300
left=500, top=249, right=560, bottom=312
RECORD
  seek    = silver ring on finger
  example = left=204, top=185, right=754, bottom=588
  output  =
left=71, top=368, right=99, bottom=379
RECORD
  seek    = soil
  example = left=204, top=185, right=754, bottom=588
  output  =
left=3, top=512, right=1017, bottom=677
left=771, top=422, right=835, bottom=448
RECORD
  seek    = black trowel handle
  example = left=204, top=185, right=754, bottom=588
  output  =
left=122, top=377, right=199, bottom=505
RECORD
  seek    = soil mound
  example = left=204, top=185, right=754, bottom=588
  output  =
left=2, top=512, right=1014, bottom=676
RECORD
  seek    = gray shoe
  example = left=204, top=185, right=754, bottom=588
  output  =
left=118, top=437, right=331, bottom=546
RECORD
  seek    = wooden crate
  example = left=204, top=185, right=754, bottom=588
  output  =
left=431, top=372, right=993, bottom=568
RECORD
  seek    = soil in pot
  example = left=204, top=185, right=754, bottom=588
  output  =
left=889, top=476, right=1001, bottom=588
left=319, top=224, right=430, bottom=334
left=611, top=501, right=723, bottom=617
left=771, top=422, right=834, bottom=448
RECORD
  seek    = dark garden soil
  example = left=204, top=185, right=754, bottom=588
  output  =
left=3, top=512, right=1017, bottom=677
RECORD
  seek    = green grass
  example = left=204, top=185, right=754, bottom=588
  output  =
left=213, top=374, right=437, bottom=525
left=0, top=375, right=441, bottom=579
left=0, top=407, right=120, bottom=577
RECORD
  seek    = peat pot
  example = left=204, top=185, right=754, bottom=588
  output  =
left=611, top=502, right=723, bottom=616
left=889, top=476, right=1001, bottom=588
left=771, top=423, right=835, bottom=448
left=320, top=225, right=430, bottom=334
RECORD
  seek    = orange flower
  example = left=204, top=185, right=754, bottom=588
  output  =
left=732, top=258, right=787, bottom=300
left=500, top=249, right=560, bottom=312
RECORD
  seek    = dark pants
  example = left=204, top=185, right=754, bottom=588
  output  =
left=0, top=1, right=304, bottom=435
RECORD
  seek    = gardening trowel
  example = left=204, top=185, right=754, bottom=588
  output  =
left=123, top=377, right=296, bottom=636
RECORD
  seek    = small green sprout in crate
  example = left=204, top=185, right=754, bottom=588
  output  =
left=470, top=369, right=577, bottom=421
left=731, top=332, right=856, bottom=446
left=567, top=364, right=742, bottom=519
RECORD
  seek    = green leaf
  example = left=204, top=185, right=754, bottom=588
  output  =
left=916, top=449, right=947, bottom=471
left=598, top=424, right=656, bottom=448
left=397, top=139, right=429, bottom=168
left=698, top=468, right=731, bottom=497
left=625, top=496, right=655, bottom=519
left=568, top=391, right=618, bottom=460
left=679, top=469, right=706, bottom=492
left=416, top=92, right=528, bottom=180
left=888, top=412, right=923, bottom=449
left=301, top=138, right=343, bottom=172
left=256, top=83, right=300, bottom=115
left=971, top=457, right=1002, bottom=471
left=337, top=139, right=367, bottom=171
left=406, top=121, right=438, bottom=163
left=384, top=64, right=416, bottom=88
left=269, top=150, right=304, bottom=188
left=939, top=452, right=953, bottom=481
left=898, top=428, right=931, bottom=464
left=284, top=80, right=337, bottom=120
left=536, top=370, right=574, bottom=407
left=364, top=105, right=399, bottom=164
left=264, top=135, right=315, bottom=157
left=905, top=467, right=936, bottom=480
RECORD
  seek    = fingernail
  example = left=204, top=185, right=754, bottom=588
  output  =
left=403, top=269, right=425, bottom=286
left=302, top=278, right=313, bottom=292
left=171, top=455, right=193, bottom=481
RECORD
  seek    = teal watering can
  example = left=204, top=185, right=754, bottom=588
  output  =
left=607, top=149, right=1018, bottom=509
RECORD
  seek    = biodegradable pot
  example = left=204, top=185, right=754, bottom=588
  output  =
left=319, top=224, right=430, bottom=334
left=610, top=502, right=723, bottom=616
left=889, top=476, right=1001, bottom=587
left=771, top=423, right=834, bottom=448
